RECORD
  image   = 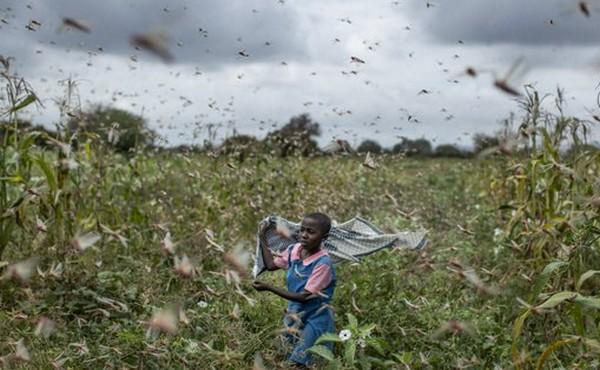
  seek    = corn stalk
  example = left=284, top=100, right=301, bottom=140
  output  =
left=495, top=87, right=600, bottom=368
left=0, top=59, right=40, bottom=258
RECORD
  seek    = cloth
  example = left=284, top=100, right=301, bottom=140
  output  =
left=274, top=243, right=332, bottom=294
left=253, top=215, right=429, bottom=278
left=281, top=243, right=336, bottom=366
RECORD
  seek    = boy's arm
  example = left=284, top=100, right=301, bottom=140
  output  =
left=253, top=281, right=313, bottom=303
left=259, top=226, right=279, bottom=271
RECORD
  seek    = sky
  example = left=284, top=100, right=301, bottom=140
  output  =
left=2, top=0, right=600, bottom=149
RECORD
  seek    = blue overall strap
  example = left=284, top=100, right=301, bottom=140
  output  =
left=287, top=243, right=295, bottom=269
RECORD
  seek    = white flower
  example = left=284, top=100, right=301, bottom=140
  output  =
left=197, top=300, right=208, bottom=309
left=357, top=338, right=367, bottom=348
left=338, top=329, right=352, bottom=341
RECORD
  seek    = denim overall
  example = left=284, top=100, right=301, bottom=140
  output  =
left=283, top=244, right=337, bottom=365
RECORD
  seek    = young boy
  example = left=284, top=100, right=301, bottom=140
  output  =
left=252, top=212, right=336, bottom=367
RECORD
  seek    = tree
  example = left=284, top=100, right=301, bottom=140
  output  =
left=356, top=139, right=383, bottom=154
left=472, top=133, right=500, bottom=154
left=218, top=134, right=262, bottom=161
left=168, top=144, right=205, bottom=154
left=434, top=144, right=466, bottom=158
left=68, top=106, right=156, bottom=153
left=265, top=113, right=321, bottom=157
left=392, top=137, right=432, bottom=157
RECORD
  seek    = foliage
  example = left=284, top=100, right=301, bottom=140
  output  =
left=0, top=61, right=44, bottom=258
left=68, top=106, right=157, bottom=153
left=562, top=142, right=599, bottom=160
left=392, top=137, right=433, bottom=157
left=308, top=313, right=385, bottom=369
left=0, top=119, right=56, bottom=148
left=472, top=133, right=500, bottom=154
left=433, top=144, right=467, bottom=158
left=264, top=113, right=321, bottom=157
left=2, top=65, right=599, bottom=369
left=489, top=87, right=600, bottom=368
left=0, top=130, right=503, bottom=368
left=356, top=139, right=382, bottom=154
left=218, top=134, right=263, bottom=162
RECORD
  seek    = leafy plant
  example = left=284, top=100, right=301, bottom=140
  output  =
left=491, top=87, right=600, bottom=368
left=307, top=313, right=386, bottom=369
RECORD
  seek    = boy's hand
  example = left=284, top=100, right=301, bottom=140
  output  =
left=252, top=280, right=271, bottom=291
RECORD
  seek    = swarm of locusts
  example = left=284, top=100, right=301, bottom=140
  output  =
left=2, top=2, right=600, bottom=369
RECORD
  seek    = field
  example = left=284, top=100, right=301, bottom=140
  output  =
left=0, top=151, right=506, bottom=368
left=1, top=75, right=600, bottom=369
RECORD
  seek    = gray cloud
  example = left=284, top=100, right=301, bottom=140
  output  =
left=1, top=0, right=600, bottom=150
left=1, top=0, right=308, bottom=68
left=405, top=0, right=600, bottom=45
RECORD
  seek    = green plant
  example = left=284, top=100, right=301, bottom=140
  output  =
left=307, top=313, right=386, bottom=369
left=0, top=58, right=42, bottom=258
left=491, top=87, right=600, bottom=368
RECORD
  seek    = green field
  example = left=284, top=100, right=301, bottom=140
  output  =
left=1, top=153, right=511, bottom=369
left=0, top=143, right=595, bottom=369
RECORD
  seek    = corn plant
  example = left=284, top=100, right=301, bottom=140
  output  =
left=491, top=87, right=600, bottom=368
left=0, top=59, right=42, bottom=258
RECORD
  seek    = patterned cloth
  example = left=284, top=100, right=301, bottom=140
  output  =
left=253, top=215, right=428, bottom=278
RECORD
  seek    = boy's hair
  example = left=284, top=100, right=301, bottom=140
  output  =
left=304, top=212, right=331, bottom=235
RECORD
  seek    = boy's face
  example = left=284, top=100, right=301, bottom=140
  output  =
left=299, top=217, right=328, bottom=252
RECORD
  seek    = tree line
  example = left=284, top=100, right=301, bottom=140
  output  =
left=2, top=105, right=596, bottom=159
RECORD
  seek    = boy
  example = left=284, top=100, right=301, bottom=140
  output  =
left=252, top=212, right=336, bottom=367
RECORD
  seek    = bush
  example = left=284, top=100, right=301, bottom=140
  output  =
left=356, top=139, right=383, bottom=154
left=434, top=144, right=466, bottom=158
left=392, top=137, right=432, bottom=157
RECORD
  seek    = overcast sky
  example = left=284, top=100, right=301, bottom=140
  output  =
left=2, top=0, right=600, bottom=148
